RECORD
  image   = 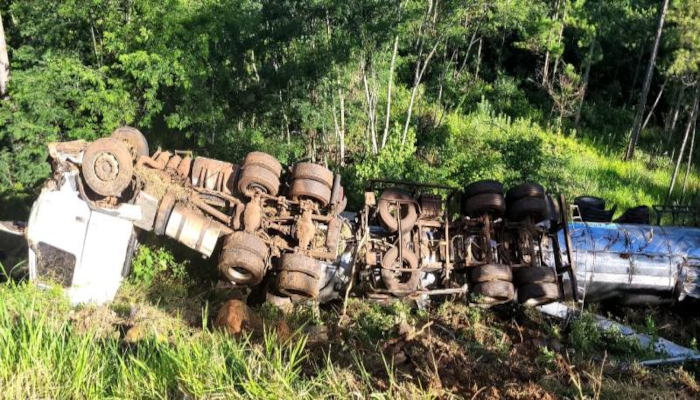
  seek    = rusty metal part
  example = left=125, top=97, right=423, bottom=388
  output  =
left=154, top=192, right=177, bottom=236
left=165, top=154, right=182, bottom=170
left=420, top=194, right=442, bottom=219
left=191, top=157, right=237, bottom=195
left=378, top=188, right=418, bottom=233
left=381, top=245, right=420, bottom=296
left=81, top=138, right=134, bottom=197
left=242, top=151, right=282, bottom=177
left=193, top=197, right=232, bottom=226
left=289, top=178, right=331, bottom=206
left=238, top=165, right=280, bottom=196
left=111, top=126, right=149, bottom=159
left=177, top=155, right=192, bottom=178
left=292, top=162, right=334, bottom=188
left=296, top=209, right=315, bottom=250
left=137, top=151, right=172, bottom=170
left=164, top=205, right=222, bottom=257
left=326, top=217, right=342, bottom=253
left=243, top=196, right=263, bottom=233
left=218, top=248, right=265, bottom=285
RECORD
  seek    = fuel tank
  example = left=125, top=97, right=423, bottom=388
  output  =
left=553, top=222, right=700, bottom=305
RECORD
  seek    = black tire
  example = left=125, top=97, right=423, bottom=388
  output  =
left=507, top=196, right=547, bottom=221
left=506, top=183, right=545, bottom=202
left=281, top=253, right=322, bottom=280
left=218, top=248, right=266, bottom=285
left=222, top=231, right=268, bottom=259
left=82, top=137, right=134, bottom=197
left=292, top=162, right=334, bottom=188
left=111, top=126, right=149, bottom=159
left=574, top=196, right=605, bottom=210
left=242, top=151, right=282, bottom=177
left=463, top=180, right=504, bottom=198
left=377, top=188, right=418, bottom=233
left=517, top=282, right=560, bottom=307
left=471, top=281, right=515, bottom=304
left=278, top=270, right=320, bottom=299
left=513, top=266, right=557, bottom=286
left=469, top=264, right=513, bottom=283
left=289, top=178, right=332, bottom=206
left=237, top=164, right=281, bottom=196
left=463, top=193, right=505, bottom=217
left=381, top=245, right=420, bottom=296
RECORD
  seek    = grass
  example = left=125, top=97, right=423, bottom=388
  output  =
left=0, top=280, right=445, bottom=399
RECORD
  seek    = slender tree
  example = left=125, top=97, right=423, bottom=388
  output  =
left=666, top=85, right=700, bottom=205
left=625, top=0, right=669, bottom=160
left=0, top=10, right=9, bottom=98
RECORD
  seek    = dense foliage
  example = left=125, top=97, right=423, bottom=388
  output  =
left=1, top=0, right=700, bottom=216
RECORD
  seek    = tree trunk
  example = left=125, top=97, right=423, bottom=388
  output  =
left=338, top=85, right=346, bottom=166
left=574, top=0, right=602, bottom=125
left=681, top=124, right=697, bottom=202
left=665, top=84, right=685, bottom=144
left=641, top=77, right=667, bottom=132
left=362, top=64, right=378, bottom=154
left=666, top=85, right=700, bottom=205
left=627, top=38, right=647, bottom=107
left=0, top=11, right=9, bottom=98
left=382, top=35, right=399, bottom=149
left=625, top=0, right=669, bottom=161
left=402, top=38, right=441, bottom=146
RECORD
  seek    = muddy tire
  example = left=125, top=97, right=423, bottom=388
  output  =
left=506, top=183, right=545, bottom=202
left=278, top=270, right=320, bottom=299
left=381, top=245, right=420, bottom=296
left=154, top=192, right=177, bottom=236
left=513, top=266, right=557, bottom=286
left=292, top=162, right=334, bottom=188
left=242, top=151, right=282, bottom=177
left=111, top=126, right=149, bottom=159
left=238, top=164, right=281, bottom=196
left=218, top=248, right=266, bottom=285
left=281, top=252, right=322, bottom=280
left=463, top=193, right=505, bottom=217
left=223, top=231, right=268, bottom=259
left=82, top=137, right=134, bottom=197
left=463, top=180, right=504, bottom=197
left=377, top=188, right=418, bottom=233
left=507, top=196, right=547, bottom=221
left=289, top=178, right=332, bottom=206
left=471, top=281, right=515, bottom=304
left=469, top=264, right=513, bottom=283
left=517, top=282, right=560, bottom=307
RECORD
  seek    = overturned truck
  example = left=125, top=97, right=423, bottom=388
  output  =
left=7, top=127, right=700, bottom=308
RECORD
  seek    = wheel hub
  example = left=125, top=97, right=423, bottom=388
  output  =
left=94, top=152, right=120, bottom=181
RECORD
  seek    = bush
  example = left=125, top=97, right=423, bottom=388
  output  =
left=131, top=245, right=188, bottom=285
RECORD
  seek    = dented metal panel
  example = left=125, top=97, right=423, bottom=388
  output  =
left=553, top=222, right=700, bottom=304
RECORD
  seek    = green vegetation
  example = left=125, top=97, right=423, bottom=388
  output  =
left=2, top=0, right=700, bottom=218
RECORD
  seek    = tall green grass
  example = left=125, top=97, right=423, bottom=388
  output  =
left=0, top=281, right=440, bottom=399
